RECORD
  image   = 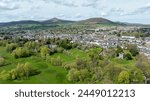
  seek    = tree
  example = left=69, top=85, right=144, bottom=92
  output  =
left=76, top=58, right=87, bottom=70
left=50, top=57, right=63, bottom=66
left=104, top=63, right=123, bottom=82
left=12, top=47, right=31, bottom=58
left=127, top=44, right=139, bottom=56
left=125, top=53, right=132, bottom=60
left=67, top=68, right=80, bottom=82
left=118, top=71, right=130, bottom=84
left=136, top=54, right=150, bottom=79
left=129, top=68, right=144, bottom=84
left=79, top=69, right=90, bottom=82
left=24, top=41, right=39, bottom=52
left=0, top=57, right=5, bottom=67
left=6, top=43, right=18, bottom=52
left=116, top=46, right=123, bottom=56
left=9, top=62, right=34, bottom=80
left=40, top=46, right=50, bottom=59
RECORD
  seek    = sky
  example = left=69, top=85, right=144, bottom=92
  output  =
left=0, top=0, right=150, bottom=24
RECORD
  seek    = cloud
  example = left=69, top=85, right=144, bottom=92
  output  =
left=43, top=0, right=78, bottom=7
left=0, top=1, right=19, bottom=10
left=81, top=0, right=100, bottom=8
left=75, top=13, right=83, bottom=18
left=124, top=2, right=150, bottom=16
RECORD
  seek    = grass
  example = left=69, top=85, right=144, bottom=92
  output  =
left=0, top=47, right=93, bottom=84
left=0, top=46, right=138, bottom=84
left=0, top=46, right=69, bottom=84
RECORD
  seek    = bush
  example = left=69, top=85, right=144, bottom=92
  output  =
left=63, top=62, right=77, bottom=70
left=129, top=68, right=144, bottom=84
left=0, top=70, right=11, bottom=80
left=136, top=54, right=150, bottom=79
left=127, top=44, right=139, bottom=56
left=50, top=57, right=63, bottom=66
left=6, top=43, right=18, bottom=52
left=104, top=63, right=123, bottom=82
left=40, top=46, right=50, bottom=59
left=116, top=46, right=123, bottom=56
left=12, top=47, right=31, bottom=58
left=56, top=47, right=64, bottom=53
left=8, top=62, right=39, bottom=80
left=118, top=71, right=130, bottom=84
left=0, top=40, right=8, bottom=47
left=125, top=53, right=132, bottom=60
left=0, top=57, right=6, bottom=67
left=67, top=68, right=80, bottom=82
left=75, top=58, right=87, bottom=70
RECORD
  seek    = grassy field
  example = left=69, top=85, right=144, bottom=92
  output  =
left=0, top=46, right=93, bottom=84
left=0, top=46, right=140, bottom=84
left=0, top=46, right=69, bottom=84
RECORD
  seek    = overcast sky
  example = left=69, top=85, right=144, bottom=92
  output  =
left=0, top=0, right=150, bottom=24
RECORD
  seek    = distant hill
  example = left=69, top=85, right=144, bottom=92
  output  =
left=0, top=18, right=74, bottom=26
left=0, top=20, right=43, bottom=26
left=1, top=17, right=148, bottom=27
left=78, top=17, right=115, bottom=24
left=42, top=17, right=74, bottom=24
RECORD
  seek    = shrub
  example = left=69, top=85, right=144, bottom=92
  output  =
left=50, top=57, right=63, bottom=66
left=8, top=62, right=39, bottom=80
left=40, top=46, right=50, bottom=59
left=12, top=47, right=31, bottom=58
left=63, top=62, right=77, bottom=70
left=127, top=44, right=139, bottom=56
left=67, top=68, right=80, bottom=82
left=125, top=53, right=132, bottom=60
left=118, top=71, right=130, bottom=84
left=0, top=57, right=6, bottom=67
left=6, top=43, right=18, bottom=52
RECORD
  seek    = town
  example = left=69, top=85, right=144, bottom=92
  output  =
left=1, top=25, right=150, bottom=60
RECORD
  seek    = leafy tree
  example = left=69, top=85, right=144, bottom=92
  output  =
left=136, top=54, right=150, bottom=79
left=0, top=57, right=5, bottom=67
left=79, top=69, right=90, bottom=82
left=40, top=46, right=50, bottom=59
left=91, top=67, right=103, bottom=83
left=12, top=47, right=31, bottom=58
left=116, top=46, right=123, bottom=56
left=76, top=58, right=87, bottom=70
left=63, top=62, right=77, bottom=70
left=127, top=44, right=139, bottom=56
left=50, top=57, right=63, bottom=66
left=125, top=53, right=132, bottom=60
left=6, top=43, right=18, bottom=52
left=118, top=71, right=130, bottom=84
left=9, top=62, right=35, bottom=80
left=24, top=41, right=39, bottom=52
left=104, top=63, right=123, bottom=82
left=0, top=40, right=8, bottom=47
left=67, top=68, right=80, bottom=82
left=129, top=68, right=144, bottom=84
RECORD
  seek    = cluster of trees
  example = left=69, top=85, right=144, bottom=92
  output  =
left=6, top=43, right=18, bottom=52
left=12, top=47, right=32, bottom=58
left=127, top=44, right=139, bottom=56
left=136, top=54, right=150, bottom=83
left=0, top=62, right=39, bottom=80
left=115, top=45, right=139, bottom=60
left=61, top=47, right=145, bottom=84
left=0, top=40, right=8, bottom=47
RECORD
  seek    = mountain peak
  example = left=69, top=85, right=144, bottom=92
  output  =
left=79, top=17, right=114, bottom=24
left=50, top=17, right=61, bottom=22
